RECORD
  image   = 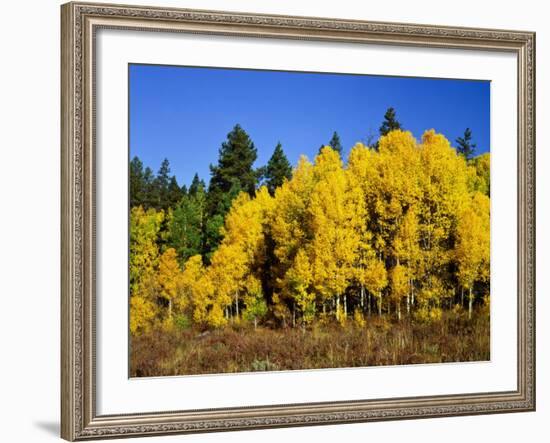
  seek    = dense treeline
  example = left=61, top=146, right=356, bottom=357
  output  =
left=130, top=112, right=490, bottom=336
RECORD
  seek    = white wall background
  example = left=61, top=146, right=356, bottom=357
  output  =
left=0, top=0, right=546, bottom=442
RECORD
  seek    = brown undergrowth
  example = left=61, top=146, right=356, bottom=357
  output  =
left=130, top=310, right=489, bottom=377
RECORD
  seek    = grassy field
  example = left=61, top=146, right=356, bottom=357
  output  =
left=130, top=310, right=489, bottom=377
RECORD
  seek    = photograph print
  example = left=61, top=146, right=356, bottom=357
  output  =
left=128, top=64, right=490, bottom=377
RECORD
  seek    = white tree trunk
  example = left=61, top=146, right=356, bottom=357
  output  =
left=367, top=291, right=371, bottom=316
left=407, top=279, right=412, bottom=314
left=235, top=291, right=239, bottom=318
left=468, top=287, right=473, bottom=320
left=343, top=294, right=347, bottom=317
left=378, top=292, right=382, bottom=317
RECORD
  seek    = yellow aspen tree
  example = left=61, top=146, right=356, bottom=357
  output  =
left=347, top=143, right=376, bottom=313
left=129, top=206, right=164, bottom=334
left=210, top=187, right=274, bottom=325
left=157, top=248, right=182, bottom=327
left=270, top=156, right=315, bottom=325
left=210, top=195, right=253, bottom=322
left=470, top=152, right=490, bottom=196
left=242, top=275, right=268, bottom=330
left=181, top=255, right=205, bottom=317
left=366, top=130, right=421, bottom=315
left=129, top=206, right=164, bottom=294
left=309, top=146, right=359, bottom=321
left=285, top=249, right=316, bottom=326
left=393, top=209, right=421, bottom=314
left=180, top=255, right=206, bottom=322
left=129, top=276, right=157, bottom=335
left=271, top=156, right=315, bottom=268
left=208, top=243, right=245, bottom=325
left=455, top=191, right=490, bottom=319
left=417, top=129, right=471, bottom=315
left=414, top=274, right=446, bottom=323
left=373, top=130, right=421, bottom=243
left=390, top=263, right=408, bottom=320
left=363, top=258, right=388, bottom=317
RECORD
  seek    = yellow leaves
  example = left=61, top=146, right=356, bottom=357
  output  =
left=207, top=303, right=226, bottom=329
left=315, top=146, right=343, bottom=176
left=129, top=294, right=156, bottom=335
left=470, top=152, right=490, bottom=196
left=455, top=191, right=490, bottom=288
left=394, top=209, right=420, bottom=264
left=287, top=249, right=312, bottom=288
left=129, top=207, right=166, bottom=334
left=390, top=263, right=409, bottom=301
left=353, top=309, right=366, bottom=328
left=363, top=258, right=388, bottom=294
left=129, top=128, right=491, bottom=330
left=309, top=146, right=360, bottom=300
left=129, top=206, right=164, bottom=294
left=347, top=143, right=373, bottom=183
left=157, top=248, right=181, bottom=307
left=286, top=249, right=316, bottom=324
left=181, top=255, right=215, bottom=326
left=272, top=156, right=315, bottom=268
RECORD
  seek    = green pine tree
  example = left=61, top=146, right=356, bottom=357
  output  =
left=188, top=173, right=206, bottom=197
left=204, top=180, right=243, bottom=260
left=167, top=176, right=183, bottom=208
left=152, top=158, right=171, bottom=210
left=319, top=131, right=343, bottom=156
left=142, top=166, right=155, bottom=208
left=205, top=124, right=260, bottom=255
left=208, top=124, right=259, bottom=206
left=329, top=131, right=343, bottom=154
left=264, top=142, right=292, bottom=195
left=129, top=156, right=145, bottom=208
left=456, top=128, right=477, bottom=160
left=168, top=184, right=206, bottom=264
left=379, top=107, right=402, bottom=137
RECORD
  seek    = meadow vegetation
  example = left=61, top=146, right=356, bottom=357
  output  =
left=129, top=109, right=490, bottom=376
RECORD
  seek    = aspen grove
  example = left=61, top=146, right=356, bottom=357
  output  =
left=129, top=127, right=490, bottom=340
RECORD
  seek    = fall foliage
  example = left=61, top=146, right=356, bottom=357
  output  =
left=130, top=128, right=490, bottom=339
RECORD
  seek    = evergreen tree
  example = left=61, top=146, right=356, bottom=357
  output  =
left=379, top=107, right=402, bottom=137
left=168, top=184, right=206, bottom=264
left=152, top=158, right=171, bottom=210
left=167, top=176, right=183, bottom=208
left=456, top=128, right=476, bottom=160
left=142, top=166, right=155, bottom=208
left=204, top=181, right=243, bottom=260
left=206, top=125, right=260, bottom=254
left=318, top=131, right=343, bottom=156
left=329, top=131, right=343, bottom=154
left=264, top=142, right=292, bottom=195
left=188, top=173, right=206, bottom=197
left=208, top=124, right=259, bottom=207
left=130, top=156, right=145, bottom=207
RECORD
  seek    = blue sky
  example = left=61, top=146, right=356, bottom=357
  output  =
left=129, top=64, right=490, bottom=188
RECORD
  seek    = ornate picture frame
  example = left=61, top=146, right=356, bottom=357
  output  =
left=61, top=2, right=535, bottom=440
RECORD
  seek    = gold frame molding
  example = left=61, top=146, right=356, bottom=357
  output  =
left=61, top=2, right=536, bottom=440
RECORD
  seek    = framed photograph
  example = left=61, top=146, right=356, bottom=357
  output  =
left=61, top=1, right=536, bottom=440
